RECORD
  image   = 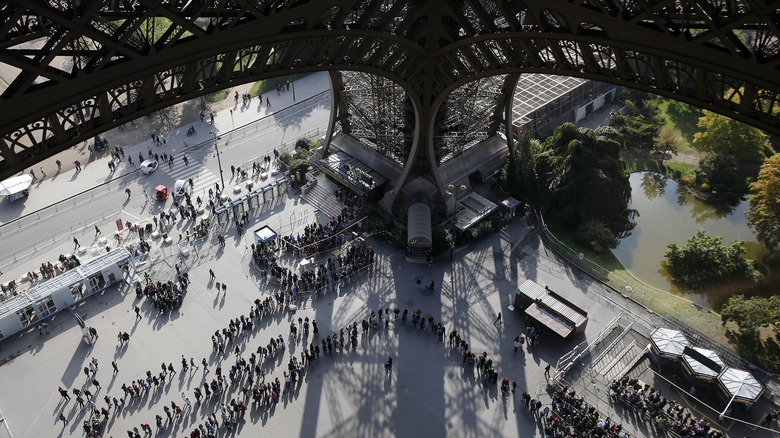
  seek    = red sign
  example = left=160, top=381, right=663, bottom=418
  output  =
left=116, top=218, right=123, bottom=231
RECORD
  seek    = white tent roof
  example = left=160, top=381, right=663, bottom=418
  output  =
left=0, top=174, right=33, bottom=196
left=650, top=327, right=689, bottom=357
left=682, top=347, right=724, bottom=377
left=718, top=367, right=763, bottom=401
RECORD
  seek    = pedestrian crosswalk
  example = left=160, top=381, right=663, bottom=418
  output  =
left=160, top=151, right=220, bottom=198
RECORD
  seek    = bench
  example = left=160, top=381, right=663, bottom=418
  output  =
left=98, top=237, right=108, bottom=245
left=150, top=231, right=161, bottom=239
left=233, top=186, right=242, bottom=194
left=163, top=236, right=174, bottom=245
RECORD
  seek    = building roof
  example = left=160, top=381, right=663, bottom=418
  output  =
left=682, top=347, right=724, bottom=378
left=512, top=74, right=587, bottom=126
left=0, top=248, right=130, bottom=318
left=650, top=327, right=689, bottom=357
left=718, top=367, right=763, bottom=401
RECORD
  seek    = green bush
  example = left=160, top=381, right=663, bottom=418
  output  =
left=358, top=205, right=391, bottom=233
left=574, top=222, right=618, bottom=254
left=459, top=211, right=509, bottom=244
left=664, top=230, right=763, bottom=288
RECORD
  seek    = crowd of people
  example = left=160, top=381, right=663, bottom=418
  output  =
left=609, top=376, right=725, bottom=437
left=136, top=274, right=189, bottom=314
left=279, top=213, right=356, bottom=258
left=61, top=269, right=515, bottom=438
left=251, top=221, right=375, bottom=295
left=546, top=384, right=629, bottom=438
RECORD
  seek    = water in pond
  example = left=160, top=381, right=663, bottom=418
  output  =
left=611, top=172, right=766, bottom=311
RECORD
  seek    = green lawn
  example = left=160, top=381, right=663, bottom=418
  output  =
left=657, top=99, right=703, bottom=152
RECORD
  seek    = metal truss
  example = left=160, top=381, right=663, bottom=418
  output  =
left=434, top=75, right=506, bottom=165
left=0, top=0, right=778, bottom=185
left=338, top=71, right=412, bottom=166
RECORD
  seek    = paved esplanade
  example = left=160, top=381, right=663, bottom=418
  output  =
left=0, top=73, right=629, bottom=438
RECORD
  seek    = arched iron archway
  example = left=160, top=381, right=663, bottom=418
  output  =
left=0, top=0, right=778, bottom=180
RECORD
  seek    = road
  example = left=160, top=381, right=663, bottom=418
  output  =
left=0, top=74, right=332, bottom=275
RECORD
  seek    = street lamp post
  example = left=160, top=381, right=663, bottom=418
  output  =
left=292, top=80, right=296, bottom=101
left=448, top=183, right=466, bottom=259
left=209, top=131, right=226, bottom=192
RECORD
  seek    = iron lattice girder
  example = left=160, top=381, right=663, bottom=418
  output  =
left=0, top=0, right=778, bottom=179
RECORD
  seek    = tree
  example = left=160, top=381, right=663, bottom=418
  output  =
left=654, top=126, right=680, bottom=156
left=502, top=133, right=539, bottom=205
left=697, top=152, right=739, bottom=190
left=664, top=230, right=763, bottom=288
left=692, top=111, right=768, bottom=161
left=720, top=295, right=780, bottom=350
left=535, top=123, right=635, bottom=239
left=611, top=98, right=664, bottom=149
left=746, top=153, right=780, bottom=251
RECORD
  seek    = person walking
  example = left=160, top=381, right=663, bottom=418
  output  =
left=112, top=361, right=119, bottom=374
left=92, top=379, right=101, bottom=391
left=209, top=269, right=215, bottom=281
left=29, top=168, right=36, bottom=181
left=134, top=305, right=142, bottom=320
left=58, top=386, right=71, bottom=401
left=74, top=160, right=81, bottom=171
left=494, top=312, right=502, bottom=325
left=202, top=358, right=209, bottom=375
left=125, top=188, right=131, bottom=198
left=544, top=364, right=551, bottom=380
left=56, top=160, right=62, bottom=171
left=73, top=237, right=80, bottom=250
left=95, top=225, right=101, bottom=237
left=59, top=413, right=68, bottom=426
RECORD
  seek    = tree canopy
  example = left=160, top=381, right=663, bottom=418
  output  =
left=535, top=123, right=635, bottom=238
left=720, top=295, right=780, bottom=353
left=692, top=111, right=768, bottom=161
left=746, top=153, right=780, bottom=251
left=664, top=230, right=763, bottom=288
left=502, top=132, right=539, bottom=204
left=611, top=97, right=664, bottom=149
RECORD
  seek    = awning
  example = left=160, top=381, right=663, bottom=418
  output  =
left=650, top=328, right=689, bottom=358
left=407, top=202, right=432, bottom=248
left=254, top=225, right=277, bottom=243
left=682, top=346, right=724, bottom=378
left=0, top=174, right=33, bottom=196
left=525, top=302, right=574, bottom=338
left=718, top=367, right=763, bottom=402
